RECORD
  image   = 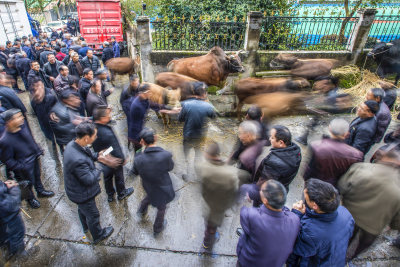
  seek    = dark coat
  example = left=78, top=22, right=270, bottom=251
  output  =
left=0, top=85, right=27, bottom=113
left=304, top=138, right=363, bottom=187
left=119, top=84, right=138, bottom=117
left=78, top=47, right=91, bottom=58
left=15, top=56, right=31, bottom=80
left=78, top=77, right=92, bottom=104
left=31, top=89, right=57, bottom=141
left=63, top=141, right=101, bottom=204
left=0, top=181, right=21, bottom=223
left=237, top=206, right=300, bottom=267
left=101, top=47, right=114, bottom=64
left=67, top=60, right=84, bottom=79
left=43, top=60, right=63, bottom=80
left=287, top=206, right=354, bottom=267
left=49, top=102, right=78, bottom=145
left=346, top=116, right=377, bottom=155
left=92, top=123, right=124, bottom=160
left=86, top=90, right=107, bottom=117
left=255, top=143, right=302, bottom=192
left=383, top=88, right=397, bottom=110
left=81, top=55, right=101, bottom=72
left=112, top=41, right=120, bottom=57
left=374, top=102, right=392, bottom=143
left=50, top=31, right=59, bottom=39
left=39, top=50, right=55, bottom=67
left=53, top=74, right=71, bottom=96
left=133, top=146, right=175, bottom=207
left=27, top=69, right=53, bottom=90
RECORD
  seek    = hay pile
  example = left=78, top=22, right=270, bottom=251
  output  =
left=342, top=70, right=381, bottom=102
left=331, top=65, right=362, bottom=88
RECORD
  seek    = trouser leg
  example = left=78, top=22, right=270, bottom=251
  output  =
left=77, top=198, right=103, bottom=240
left=78, top=206, right=88, bottom=232
left=132, top=140, right=142, bottom=154
left=102, top=165, right=116, bottom=197
left=0, top=221, right=6, bottom=246
left=31, top=159, right=44, bottom=193
left=59, top=144, right=65, bottom=154
left=138, top=196, right=150, bottom=214
left=203, top=221, right=217, bottom=249
left=114, top=166, right=126, bottom=196
left=6, top=214, right=25, bottom=255
left=13, top=171, right=34, bottom=200
left=351, top=227, right=378, bottom=259
left=153, top=205, right=166, bottom=233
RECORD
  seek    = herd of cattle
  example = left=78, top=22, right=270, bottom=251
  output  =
left=104, top=39, right=399, bottom=127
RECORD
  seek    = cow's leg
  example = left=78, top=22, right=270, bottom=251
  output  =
left=161, top=113, right=168, bottom=133
left=110, top=71, right=115, bottom=86
left=155, top=111, right=162, bottom=119
left=236, top=101, right=244, bottom=121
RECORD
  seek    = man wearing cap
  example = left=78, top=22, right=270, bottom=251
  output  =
left=133, top=128, right=175, bottom=236
left=0, top=109, right=54, bottom=209
left=346, top=100, right=379, bottom=156
left=78, top=42, right=91, bottom=58
left=82, top=50, right=100, bottom=73
left=101, top=41, right=114, bottom=65
left=110, top=36, right=120, bottom=58
left=54, top=65, right=72, bottom=97
left=366, top=88, right=392, bottom=143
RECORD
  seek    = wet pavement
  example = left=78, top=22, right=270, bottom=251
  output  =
left=1, top=77, right=400, bottom=267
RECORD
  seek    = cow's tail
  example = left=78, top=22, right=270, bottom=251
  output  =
left=167, top=60, right=175, bottom=71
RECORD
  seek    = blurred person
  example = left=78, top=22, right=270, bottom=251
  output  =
left=78, top=68, right=93, bottom=107
left=101, top=41, right=114, bottom=64
left=132, top=128, right=174, bottom=236
left=62, top=48, right=75, bottom=65
left=5, top=41, right=12, bottom=54
left=236, top=180, right=300, bottom=267
left=68, top=52, right=84, bottom=79
left=5, top=53, right=22, bottom=93
left=39, top=44, right=55, bottom=67
left=50, top=28, right=59, bottom=40
left=69, top=38, right=81, bottom=53
left=313, top=75, right=340, bottom=106
left=82, top=50, right=100, bottom=73
left=14, top=52, right=31, bottom=91
left=366, top=88, right=391, bottom=143
left=92, top=106, right=134, bottom=202
left=0, top=109, right=55, bottom=209
left=54, top=65, right=72, bottom=96
left=345, top=100, right=379, bottom=156
left=27, top=61, right=52, bottom=90
left=338, top=149, right=400, bottom=260
left=63, top=33, right=72, bottom=49
left=78, top=42, right=91, bottom=58
left=0, top=73, right=27, bottom=115
left=304, top=118, right=363, bottom=187
left=22, top=41, right=34, bottom=60
left=63, top=122, right=116, bottom=244
left=86, top=79, right=107, bottom=117
left=287, top=179, right=354, bottom=267
left=95, top=68, right=114, bottom=101
left=111, top=36, right=120, bottom=58
left=178, top=82, right=216, bottom=180
left=120, top=74, right=139, bottom=118
left=55, top=46, right=66, bottom=62
left=43, top=53, right=64, bottom=83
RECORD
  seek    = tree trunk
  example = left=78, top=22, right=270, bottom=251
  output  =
left=339, top=0, right=363, bottom=43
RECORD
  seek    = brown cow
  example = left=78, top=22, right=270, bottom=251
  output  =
left=234, top=77, right=310, bottom=118
left=145, top=82, right=181, bottom=132
left=269, top=54, right=339, bottom=80
left=105, top=57, right=140, bottom=83
left=167, top=46, right=244, bottom=87
left=155, top=72, right=198, bottom=100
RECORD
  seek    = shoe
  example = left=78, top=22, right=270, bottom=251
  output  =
left=384, top=235, right=400, bottom=248
left=93, top=226, right=114, bottom=244
left=107, top=195, right=114, bottom=203
left=236, top=228, right=244, bottom=237
left=83, top=228, right=89, bottom=234
left=27, top=198, right=41, bottom=209
left=153, top=220, right=167, bottom=237
left=118, top=187, right=134, bottom=201
left=37, top=190, right=55, bottom=198
left=137, top=209, right=149, bottom=220
left=182, top=174, right=188, bottom=181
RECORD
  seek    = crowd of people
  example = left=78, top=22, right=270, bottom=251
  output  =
left=0, top=32, right=400, bottom=266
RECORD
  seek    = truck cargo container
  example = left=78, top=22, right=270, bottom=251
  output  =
left=0, top=0, right=33, bottom=41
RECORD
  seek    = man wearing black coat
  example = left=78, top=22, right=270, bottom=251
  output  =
left=15, top=53, right=31, bottom=91
left=27, top=61, right=53, bottom=91
left=0, top=74, right=27, bottom=115
left=63, top=122, right=115, bottom=244
left=39, top=45, right=55, bottom=67
left=101, top=42, right=114, bottom=65
left=92, top=106, right=134, bottom=202
left=366, top=88, right=392, bottom=143
left=0, top=109, right=54, bottom=209
left=43, top=54, right=64, bottom=84
left=346, top=100, right=379, bottom=156
left=82, top=50, right=100, bottom=73
left=67, top=52, right=84, bottom=79
left=86, top=79, right=107, bottom=117
left=133, top=128, right=175, bottom=235
left=78, top=68, right=93, bottom=106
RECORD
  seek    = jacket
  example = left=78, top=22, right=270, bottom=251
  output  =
left=15, top=56, right=31, bottom=80
left=68, top=60, right=84, bottom=79
left=133, top=146, right=175, bottom=207
left=27, top=69, right=53, bottom=90
left=0, top=85, right=27, bottom=113
left=102, top=47, right=114, bottom=64
left=53, top=74, right=71, bottom=96
left=22, top=45, right=35, bottom=60
left=0, top=181, right=21, bottom=223
left=256, top=143, right=302, bottom=192
left=39, top=50, right=55, bottom=66
left=78, top=77, right=92, bottom=104
left=120, top=84, right=138, bottom=117
left=92, top=123, right=124, bottom=160
left=383, top=88, right=397, bottom=110
left=178, top=98, right=216, bottom=139
left=338, top=162, right=400, bottom=235
left=78, top=47, right=91, bottom=58
left=31, top=89, right=57, bottom=141
left=374, top=102, right=391, bottom=143
left=81, top=55, right=101, bottom=73
left=237, top=205, right=300, bottom=267
left=287, top=206, right=354, bottom=267
left=304, top=138, right=363, bottom=187
left=63, top=141, right=101, bottom=204
left=43, top=60, right=63, bottom=80
left=55, top=52, right=66, bottom=62
left=346, top=116, right=377, bottom=155
left=112, top=41, right=120, bottom=57
left=86, top=90, right=107, bottom=117
left=49, top=102, right=78, bottom=145
left=237, top=140, right=265, bottom=177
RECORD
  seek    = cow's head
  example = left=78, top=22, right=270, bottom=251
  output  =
left=270, top=54, right=298, bottom=69
left=225, top=51, right=245, bottom=73
left=368, top=40, right=392, bottom=59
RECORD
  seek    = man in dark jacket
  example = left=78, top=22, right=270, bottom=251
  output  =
left=78, top=68, right=93, bottom=107
left=68, top=52, right=84, bottom=79
left=54, top=65, right=72, bottom=97
left=120, top=74, right=139, bottom=118
left=346, top=100, right=379, bottom=156
left=43, top=54, right=63, bottom=84
left=111, top=36, right=120, bottom=58
left=39, top=45, right=55, bottom=67
left=366, top=88, right=392, bottom=143
left=287, top=179, right=354, bottom=267
left=0, top=109, right=54, bottom=209
left=86, top=79, right=107, bottom=117
left=92, top=106, right=134, bottom=202
left=255, top=125, right=302, bottom=192
left=101, top=41, right=114, bottom=64
left=78, top=42, right=91, bottom=58
left=15, top=52, right=31, bottom=91
left=63, top=122, right=115, bottom=244
left=133, top=128, right=175, bottom=235
left=0, top=74, right=27, bottom=115
left=304, top=118, right=363, bottom=187
left=27, top=61, right=53, bottom=90
left=237, top=180, right=300, bottom=267
left=95, top=68, right=114, bottom=100
left=82, top=50, right=100, bottom=73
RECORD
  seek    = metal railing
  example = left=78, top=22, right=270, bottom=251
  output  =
left=151, top=19, right=246, bottom=51
left=366, top=15, right=400, bottom=48
left=259, top=16, right=359, bottom=51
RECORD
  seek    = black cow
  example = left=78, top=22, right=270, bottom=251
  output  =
left=368, top=39, right=400, bottom=85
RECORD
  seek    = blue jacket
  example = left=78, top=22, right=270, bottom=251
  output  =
left=78, top=47, right=91, bottom=58
left=22, top=46, right=35, bottom=60
left=112, top=41, right=120, bottom=57
left=237, top=205, right=300, bottom=267
left=287, top=206, right=354, bottom=267
left=178, top=98, right=216, bottom=139
left=346, top=116, right=377, bottom=155
left=0, top=181, right=21, bottom=223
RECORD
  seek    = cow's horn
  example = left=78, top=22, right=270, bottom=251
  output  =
left=376, top=39, right=381, bottom=43
left=387, top=42, right=393, bottom=46
left=236, top=50, right=243, bottom=55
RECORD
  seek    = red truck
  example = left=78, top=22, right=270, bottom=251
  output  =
left=76, top=0, right=124, bottom=54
